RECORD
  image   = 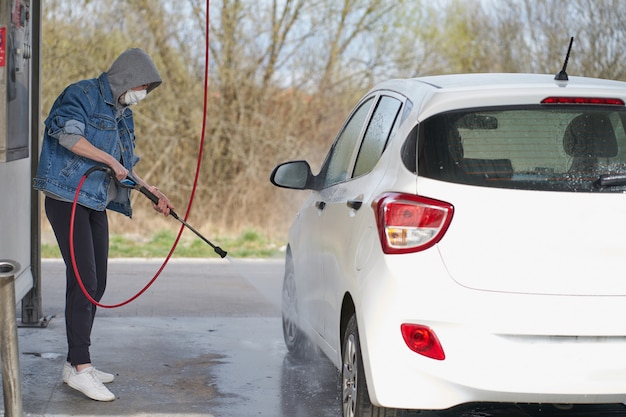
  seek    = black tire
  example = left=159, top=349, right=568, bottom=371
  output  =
left=342, top=314, right=403, bottom=417
left=281, top=253, right=310, bottom=358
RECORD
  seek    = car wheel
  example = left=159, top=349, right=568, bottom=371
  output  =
left=343, top=314, right=403, bottom=417
left=281, top=253, right=309, bottom=357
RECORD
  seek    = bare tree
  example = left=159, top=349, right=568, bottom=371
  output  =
left=41, top=0, right=626, bottom=240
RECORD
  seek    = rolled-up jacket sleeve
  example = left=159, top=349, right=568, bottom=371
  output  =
left=45, top=84, right=89, bottom=140
left=58, top=132, right=83, bottom=150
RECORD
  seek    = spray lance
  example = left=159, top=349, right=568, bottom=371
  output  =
left=85, top=165, right=227, bottom=258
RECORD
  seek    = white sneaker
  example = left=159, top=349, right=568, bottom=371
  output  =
left=63, top=362, right=115, bottom=384
left=66, top=366, right=115, bottom=401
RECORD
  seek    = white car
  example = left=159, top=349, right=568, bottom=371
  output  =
left=270, top=72, right=626, bottom=417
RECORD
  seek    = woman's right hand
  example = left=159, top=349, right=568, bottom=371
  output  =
left=69, top=138, right=129, bottom=181
left=108, top=160, right=129, bottom=181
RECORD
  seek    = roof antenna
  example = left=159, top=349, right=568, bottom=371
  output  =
left=555, top=37, right=574, bottom=81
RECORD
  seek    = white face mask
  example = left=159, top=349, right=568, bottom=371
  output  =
left=120, top=89, right=147, bottom=106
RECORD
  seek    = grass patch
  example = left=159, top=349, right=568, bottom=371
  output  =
left=41, top=228, right=284, bottom=259
left=41, top=244, right=62, bottom=258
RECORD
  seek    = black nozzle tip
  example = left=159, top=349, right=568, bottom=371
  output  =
left=215, top=247, right=227, bottom=258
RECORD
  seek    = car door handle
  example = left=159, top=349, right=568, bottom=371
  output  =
left=347, top=199, right=363, bottom=210
left=315, top=201, right=326, bottom=210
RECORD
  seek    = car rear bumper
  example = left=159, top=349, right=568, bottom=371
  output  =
left=356, top=255, right=626, bottom=410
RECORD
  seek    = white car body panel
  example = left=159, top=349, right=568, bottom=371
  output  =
left=423, top=180, right=626, bottom=296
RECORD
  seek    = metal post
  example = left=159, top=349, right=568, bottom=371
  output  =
left=0, top=260, right=23, bottom=417
left=25, top=0, right=43, bottom=326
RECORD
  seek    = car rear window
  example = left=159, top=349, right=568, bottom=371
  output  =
left=417, top=106, right=626, bottom=192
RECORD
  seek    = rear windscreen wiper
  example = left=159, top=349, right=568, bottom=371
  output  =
left=595, top=173, right=626, bottom=188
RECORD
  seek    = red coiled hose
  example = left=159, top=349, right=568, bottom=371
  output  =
left=69, top=0, right=211, bottom=308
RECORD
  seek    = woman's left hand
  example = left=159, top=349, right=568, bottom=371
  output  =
left=148, top=186, right=174, bottom=216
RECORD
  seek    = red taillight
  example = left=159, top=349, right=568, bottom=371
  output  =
left=401, top=324, right=445, bottom=360
left=373, top=193, right=453, bottom=254
left=541, top=96, right=625, bottom=105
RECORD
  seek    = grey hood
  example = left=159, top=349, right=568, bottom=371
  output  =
left=106, top=48, right=162, bottom=104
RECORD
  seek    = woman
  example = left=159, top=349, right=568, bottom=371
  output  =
left=33, top=48, right=174, bottom=401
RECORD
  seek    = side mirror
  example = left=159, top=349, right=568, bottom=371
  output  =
left=270, top=160, right=314, bottom=190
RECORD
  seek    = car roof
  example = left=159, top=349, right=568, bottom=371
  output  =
left=369, top=73, right=626, bottom=119
left=375, top=73, right=626, bottom=94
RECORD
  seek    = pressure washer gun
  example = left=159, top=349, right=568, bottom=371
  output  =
left=88, top=165, right=227, bottom=258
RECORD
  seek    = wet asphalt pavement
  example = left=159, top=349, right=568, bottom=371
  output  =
left=2, top=258, right=626, bottom=416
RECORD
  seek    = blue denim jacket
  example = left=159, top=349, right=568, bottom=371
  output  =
left=33, top=73, right=139, bottom=217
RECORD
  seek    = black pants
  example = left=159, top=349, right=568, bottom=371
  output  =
left=45, top=197, right=109, bottom=366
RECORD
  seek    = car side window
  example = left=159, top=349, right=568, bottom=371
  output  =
left=353, top=96, right=403, bottom=178
left=322, top=97, right=375, bottom=188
